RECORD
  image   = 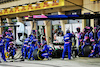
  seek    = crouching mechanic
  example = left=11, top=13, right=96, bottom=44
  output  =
left=62, top=30, right=74, bottom=60
left=8, top=42, right=16, bottom=59
left=28, top=39, right=38, bottom=60
left=89, top=41, right=100, bottom=57
left=41, top=41, right=52, bottom=60
left=0, top=35, right=7, bottom=63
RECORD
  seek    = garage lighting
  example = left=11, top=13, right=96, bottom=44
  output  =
left=32, top=4, right=36, bottom=7
left=22, top=3, right=29, bottom=6
left=19, top=7, right=23, bottom=9
left=10, top=7, right=15, bottom=8
left=48, top=2, right=53, bottom=4
left=8, top=9, right=11, bottom=11
left=23, top=4, right=27, bottom=6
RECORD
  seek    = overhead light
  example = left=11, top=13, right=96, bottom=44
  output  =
left=22, top=4, right=27, bottom=6
left=8, top=9, right=11, bottom=11
left=23, top=3, right=30, bottom=6
left=19, top=7, right=23, bottom=9
left=32, top=4, right=36, bottom=7
left=10, top=7, right=15, bottom=8
left=48, top=2, right=53, bottom=4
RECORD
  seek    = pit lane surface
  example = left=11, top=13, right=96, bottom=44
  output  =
left=0, top=58, right=100, bottom=67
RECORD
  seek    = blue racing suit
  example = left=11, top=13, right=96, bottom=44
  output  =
left=27, top=35, right=34, bottom=59
left=23, top=37, right=30, bottom=59
left=97, top=30, right=100, bottom=44
left=81, top=32, right=90, bottom=55
left=0, top=39, right=6, bottom=61
left=29, top=35, right=36, bottom=41
left=89, top=31, right=94, bottom=39
left=77, top=32, right=82, bottom=47
left=28, top=39, right=38, bottom=60
left=28, top=42, right=34, bottom=59
left=5, top=33, right=13, bottom=51
left=8, top=45, right=16, bottom=59
left=89, top=43, right=100, bottom=57
left=41, top=45, right=52, bottom=59
left=42, top=40, right=46, bottom=45
left=62, top=33, right=73, bottom=60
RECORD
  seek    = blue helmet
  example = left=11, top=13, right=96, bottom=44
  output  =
left=76, top=27, right=80, bottom=30
left=43, top=41, right=47, bottom=45
left=24, top=41, right=28, bottom=44
left=32, top=30, right=36, bottom=34
left=90, top=27, right=93, bottom=30
left=66, top=30, right=70, bottom=34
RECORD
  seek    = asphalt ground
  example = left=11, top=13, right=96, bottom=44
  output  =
left=0, top=57, right=100, bottom=67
